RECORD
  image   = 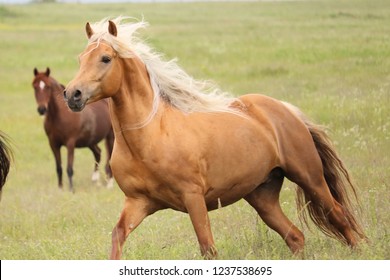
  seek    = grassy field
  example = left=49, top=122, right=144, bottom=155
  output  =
left=0, top=0, right=389, bottom=260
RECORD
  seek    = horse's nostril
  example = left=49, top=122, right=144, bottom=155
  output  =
left=63, top=90, right=67, bottom=99
left=74, top=90, right=82, bottom=101
left=74, top=90, right=81, bottom=97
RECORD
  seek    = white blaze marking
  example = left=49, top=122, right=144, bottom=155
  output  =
left=39, top=80, right=46, bottom=90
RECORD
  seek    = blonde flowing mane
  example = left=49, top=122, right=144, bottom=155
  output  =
left=87, top=17, right=244, bottom=116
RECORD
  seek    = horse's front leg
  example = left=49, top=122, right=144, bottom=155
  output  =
left=111, top=196, right=152, bottom=260
left=49, top=141, right=62, bottom=188
left=183, top=190, right=217, bottom=259
left=66, top=142, right=75, bottom=192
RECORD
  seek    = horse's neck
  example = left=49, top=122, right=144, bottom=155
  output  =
left=110, top=57, right=160, bottom=136
left=47, top=80, right=66, bottom=118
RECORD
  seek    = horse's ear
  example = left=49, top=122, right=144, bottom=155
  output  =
left=34, top=68, right=38, bottom=76
left=45, top=67, right=50, bottom=77
left=86, top=22, right=94, bottom=39
left=108, top=20, right=117, bottom=37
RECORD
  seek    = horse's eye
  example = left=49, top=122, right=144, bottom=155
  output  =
left=102, top=56, right=111, bottom=64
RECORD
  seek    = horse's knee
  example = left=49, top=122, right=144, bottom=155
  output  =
left=66, top=166, right=73, bottom=177
left=66, top=166, right=74, bottom=191
left=112, top=224, right=125, bottom=244
left=56, top=165, right=62, bottom=175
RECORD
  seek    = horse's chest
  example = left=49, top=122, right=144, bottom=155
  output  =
left=110, top=148, right=151, bottom=191
left=110, top=146, right=185, bottom=209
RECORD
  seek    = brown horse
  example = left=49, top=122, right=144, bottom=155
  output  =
left=64, top=18, right=366, bottom=259
left=33, top=67, right=114, bottom=191
left=0, top=132, right=12, bottom=199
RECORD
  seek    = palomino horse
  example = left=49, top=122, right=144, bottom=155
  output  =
left=64, top=18, right=366, bottom=259
left=0, top=132, right=12, bottom=199
left=33, top=68, right=114, bottom=191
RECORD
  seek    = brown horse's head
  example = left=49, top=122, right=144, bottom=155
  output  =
left=32, top=67, right=53, bottom=116
left=64, top=21, right=122, bottom=112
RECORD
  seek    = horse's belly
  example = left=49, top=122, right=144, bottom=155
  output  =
left=200, top=126, right=277, bottom=210
left=203, top=165, right=270, bottom=211
left=204, top=184, right=257, bottom=210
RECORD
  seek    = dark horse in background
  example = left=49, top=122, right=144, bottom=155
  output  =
left=0, top=132, right=12, bottom=199
left=32, top=68, right=114, bottom=192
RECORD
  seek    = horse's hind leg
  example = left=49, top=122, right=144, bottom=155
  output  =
left=244, top=168, right=305, bottom=254
left=89, top=144, right=101, bottom=182
left=284, top=146, right=359, bottom=247
left=291, top=171, right=358, bottom=247
left=279, top=107, right=363, bottom=246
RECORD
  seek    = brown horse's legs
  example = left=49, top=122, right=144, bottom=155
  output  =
left=89, top=144, right=101, bottom=182
left=245, top=170, right=305, bottom=254
left=110, top=197, right=150, bottom=259
left=49, top=142, right=63, bottom=188
left=105, top=130, right=114, bottom=180
left=183, top=191, right=217, bottom=259
left=66, top=143, right=75, bottom=192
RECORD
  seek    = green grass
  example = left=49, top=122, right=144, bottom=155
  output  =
left=0, top=0, right=389, bottom=260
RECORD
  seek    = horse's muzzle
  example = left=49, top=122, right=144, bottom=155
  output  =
left=37, top=106, right=47, bottom=116
left=63, top=89, right=86, bottom=112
